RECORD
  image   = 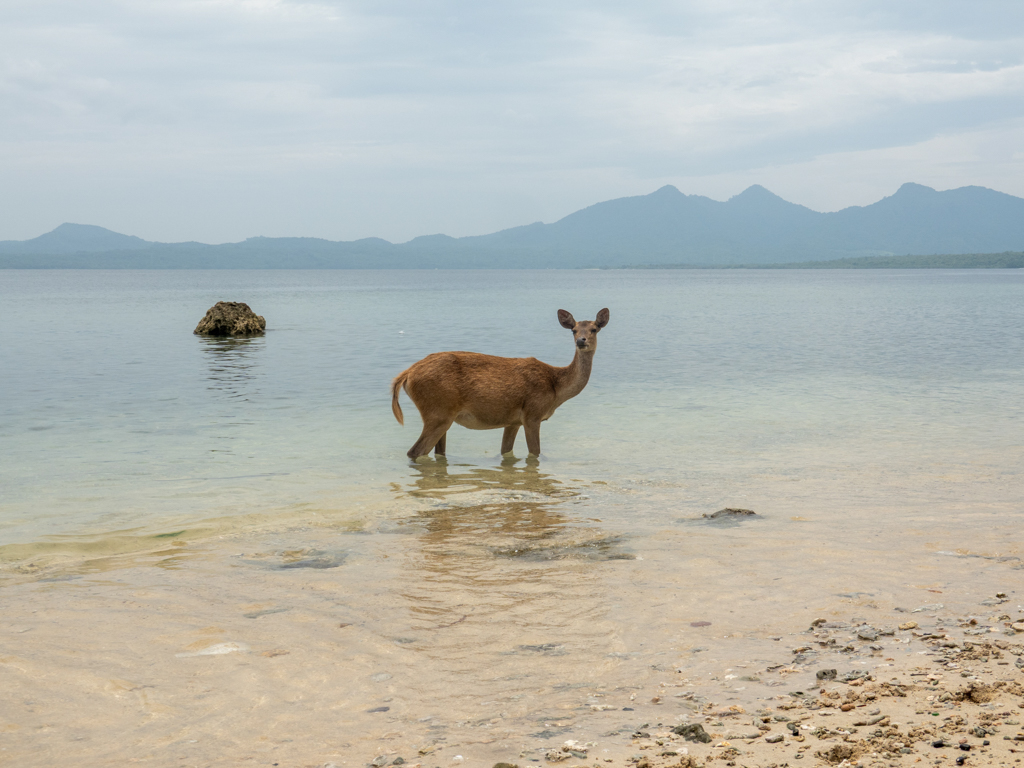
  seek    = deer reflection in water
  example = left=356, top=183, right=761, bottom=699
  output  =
left=394, top=458, right=628, bottom=563
left=380, top=459, right=632, bottom=720
left=403, top=456, right=573, bottom=501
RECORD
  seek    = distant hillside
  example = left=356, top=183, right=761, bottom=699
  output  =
left=757, top=251, right=1024, bottom=269
left=633, top=252, right=1024, bottom=269
left=0, top=223, right=152, bottom=254
left=3, top=183, right=1024, bottom=268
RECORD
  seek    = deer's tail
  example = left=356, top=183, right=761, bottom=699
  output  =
left=391, top=371, right=408, bottom=425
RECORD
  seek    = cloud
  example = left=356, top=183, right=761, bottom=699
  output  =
left=1, top=0, right=1023, bottom=241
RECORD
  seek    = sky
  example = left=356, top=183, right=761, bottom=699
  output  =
left=2, top=0, right=1024, bottom=244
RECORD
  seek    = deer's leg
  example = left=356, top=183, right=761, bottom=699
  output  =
left=408, top=419, right=453, bottom=459
left=500, top=425, right=520, bottom=455
left=433, top=431, right=447, bottom=456
left=523, top=421, right=541, bottom=457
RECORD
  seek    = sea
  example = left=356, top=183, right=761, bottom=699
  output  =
left=1, top=268, right=1022, bottom=765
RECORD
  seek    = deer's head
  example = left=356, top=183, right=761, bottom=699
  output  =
left=558, top=308, right=610, bottom=352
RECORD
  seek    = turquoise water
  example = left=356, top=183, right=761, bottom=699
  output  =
left=1, top=268, right=1022, bottom=553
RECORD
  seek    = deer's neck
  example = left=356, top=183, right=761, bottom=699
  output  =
left=555, top=348, right=595, bottom=405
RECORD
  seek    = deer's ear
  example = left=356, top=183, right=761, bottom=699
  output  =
left=595, top=308, right=610, bottom=328
left=557, top=309, right=576, bottom=329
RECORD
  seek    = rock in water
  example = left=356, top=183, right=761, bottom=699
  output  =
left=194, top=301, right=266, bottom=336
left=703, top=508, right=757, bottom=519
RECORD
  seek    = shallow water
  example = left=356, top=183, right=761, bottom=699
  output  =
left=1, top=269, right=1022, bottom=765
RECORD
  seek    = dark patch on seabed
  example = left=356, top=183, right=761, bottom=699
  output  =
left=937, top=551, right=1023, bottom=569
left=243, top=607, right=291, bottom=619
left=679, top=507, right=763, bottom=528
left=515, top=643, right=567, bottom=656
left=530, top=726, right=574, bottom=740
left=490, top=534, right=634, bottom=561
left=237, top=548, right=348, bottom=570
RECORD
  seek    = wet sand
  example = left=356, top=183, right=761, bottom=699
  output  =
left=1, top=463, right=1022, bottom=768
left=1, top=551, right=1021, bottom=768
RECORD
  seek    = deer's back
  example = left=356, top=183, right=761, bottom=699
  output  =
left=402, top=351, right=558, bottom=423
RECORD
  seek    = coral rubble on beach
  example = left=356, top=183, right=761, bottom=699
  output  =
left=484, top=606, right=1024, bottom=768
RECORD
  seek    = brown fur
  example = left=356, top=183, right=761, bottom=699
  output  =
left=392, top=308, right=609, bottom=459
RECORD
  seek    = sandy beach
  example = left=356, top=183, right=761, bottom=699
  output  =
left=1, top=522, right=1021, bottom=768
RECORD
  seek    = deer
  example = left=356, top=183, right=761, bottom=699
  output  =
left=391, top=308, right=610, bottom=460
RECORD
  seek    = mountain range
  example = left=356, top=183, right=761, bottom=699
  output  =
left=3, top=182, right=1024, bottom=268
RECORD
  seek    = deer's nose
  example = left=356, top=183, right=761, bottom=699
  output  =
left=576, top=337, right=588, bottom=347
